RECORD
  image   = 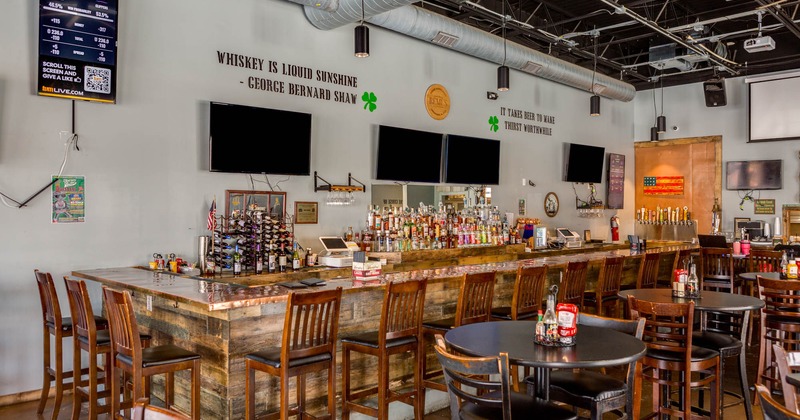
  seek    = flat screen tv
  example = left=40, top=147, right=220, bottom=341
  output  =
left=376, top=125, right=443, bottom=183
left=564, top=143, right=605, bottom=184
left=726, top=159, right=782, bottom=190
left=209, top=102, right=312, bottom=175
left=443, top=134, right=501, bottom=185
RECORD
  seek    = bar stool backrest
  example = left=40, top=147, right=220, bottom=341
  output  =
left=63, top=277, right=95, bottom=343
left=749, top=250, right=784, bottom=273
left=512, top=265, right=548, bottom=319
left=455, top=271, right=497, bottom=327
left=758, top=276, right=800, bottom=320
left=672, top=249, right=694, bottom=273
left=700, top=247, right=734, bottom=287
left=434, top=336, right=512, bottom=420
left=381, top=279, right=427, bottom=344
left=283, top=288, right=342, bottom=362
left=35, top=269, right=63, bottom=330
left=637, top=253, right=661, bottom=289
left=597, top=256, right=625, bottom=297
left=102, top=287, right=143, bottom=365
left=627, top=296, right=694, bottom=366
left=559, top=261, right=588, bottom=308
left=772, top=344, right=800, bottom=415
left=756, top=383, right=800, bottom=420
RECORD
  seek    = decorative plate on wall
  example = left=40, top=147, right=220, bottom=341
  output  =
left=544, top=192, right=559, bottom=217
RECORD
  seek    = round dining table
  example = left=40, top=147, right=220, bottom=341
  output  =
left=618, top=288, right=765, bottom=311
left=738, top=271, right=783, bottom=283
left=444, top=321, right=646, bottom=399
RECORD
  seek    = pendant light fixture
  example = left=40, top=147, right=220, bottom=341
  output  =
left=497, top=1, right=509, bottom=91
left=354, top=0, right=369, bottom=58
left=589, top=31, right=600, bottom=116
left=650, top=126, right=659, bottom=142
left=657, top=70, right=667, bottom=132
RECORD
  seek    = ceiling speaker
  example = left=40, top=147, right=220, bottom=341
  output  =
left=703, top=78, right=727, bottom=107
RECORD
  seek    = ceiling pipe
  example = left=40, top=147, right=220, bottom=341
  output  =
left=597, top=0, right=739, bottom=76
left=755, top=0, right=800, bottom=40
left=293, top=0, right=637, bottom=101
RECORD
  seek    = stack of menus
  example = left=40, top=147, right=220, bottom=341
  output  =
left=37, top=0, right=119, bottom=103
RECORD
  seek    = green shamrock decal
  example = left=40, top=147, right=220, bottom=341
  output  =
left=362, top=91, right=377, bottom=112
left=488, top=115, right=499, bottom=132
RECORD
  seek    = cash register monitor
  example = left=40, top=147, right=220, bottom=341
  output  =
left=319, top=236, right=350, bottom=254
left=557, top=228, right=580, bottom=241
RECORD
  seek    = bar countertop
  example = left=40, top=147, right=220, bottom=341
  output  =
left=72, top=243, right=696, bottom=312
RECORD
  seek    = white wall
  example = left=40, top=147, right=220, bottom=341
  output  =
left=632, top=77, right=798, bottom=233
left=0, top=0, right=633, bottom=396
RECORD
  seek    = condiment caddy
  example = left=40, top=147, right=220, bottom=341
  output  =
left=534, top=284, right=578, bottom=347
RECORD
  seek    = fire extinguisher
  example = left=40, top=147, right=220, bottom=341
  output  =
left=610, top=215, right=620, bottom=242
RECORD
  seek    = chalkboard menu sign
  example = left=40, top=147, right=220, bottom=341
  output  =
left=37, top=0, right=118, bottom=103
left=606, top=153, right=625, bottom=209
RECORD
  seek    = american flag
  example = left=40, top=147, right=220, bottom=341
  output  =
left=207, top=199, right=216, bottom=231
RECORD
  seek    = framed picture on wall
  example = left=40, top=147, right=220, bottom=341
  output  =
left=225, top=190, right=287, bottom=219
left=294, top=201, right=318, bottom=224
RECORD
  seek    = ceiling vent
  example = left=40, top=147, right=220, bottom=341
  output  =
left=431, top=31, right=459, bottom=47
left=521, top=61, right=543, bottom=74
left=649, top=43, right=695, bottom=72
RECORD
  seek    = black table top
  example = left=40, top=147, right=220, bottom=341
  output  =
left=739, top=272, right=783, bottom=282
left=787, top=373, right=800, bottom=388
left=619, top=288, right=764, bottom=311
left=445, top=322, right=646, bottom=369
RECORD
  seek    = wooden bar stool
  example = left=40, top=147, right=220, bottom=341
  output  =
left=103, top=287, right=201, bottom=419
left=756, top=276, right=800, bottom=392
left=558, top=260, right=588, bottom=310
left=491, top=265, right=548, bottom=321
left=746, top=250, right=783, bottom=345
left=420, top=271, right=496, bottom=412
left=133, top=398, right=186, bottom=420
left=64, top=277, right=151, bottom=420
left=35, top=269, right=108, bottom=420
left=341, top=279, right=427, bottom=420
left=245, top=287, right=343, bottom=420
left=628, top=295, right=721, bottom=420
left=583, top=256, right=624, bottom=317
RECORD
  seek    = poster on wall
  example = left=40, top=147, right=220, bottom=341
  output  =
left=52, top=176, right=85, bottom=223
left=37, top=0, right=119, bottom=103
left=606, top=154, right=625, bottom=209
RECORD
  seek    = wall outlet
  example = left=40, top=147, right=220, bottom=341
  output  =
left=522, top=178, right=527, bottom=186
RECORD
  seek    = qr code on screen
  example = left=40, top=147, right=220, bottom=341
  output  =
left=84, top=66, right=111, bottom=94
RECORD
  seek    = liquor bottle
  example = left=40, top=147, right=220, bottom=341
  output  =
left=686, top=260, right=699, bottom=297
left=268, top=246, right=277, bottom=273
left=306, top=247, right=315, bottom=267
left=781, top=251, right=789, bottom=278
left=292, top=243, right=301, bottom=271
left=255, top=244, right=263, bottom=274
left=278, top=243, right=287, bottom=273
left=346, top=226, right=354, bottom=242
left=233, top=246, right=242, bottom=277
left=543, top=286, right=558, bottom=342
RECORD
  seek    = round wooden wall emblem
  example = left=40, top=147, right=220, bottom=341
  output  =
left=425, top=84, right=450, bottom=120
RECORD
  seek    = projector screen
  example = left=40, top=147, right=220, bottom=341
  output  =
left=749, top=74, right=800, bottom=142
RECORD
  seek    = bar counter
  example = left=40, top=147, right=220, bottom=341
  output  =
left=72, top=242, right=696, bottom=418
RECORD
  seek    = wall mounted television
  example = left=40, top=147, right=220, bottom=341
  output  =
left=563, top=143, right=605, bottom=184
left=376, top=125, right=443, bottom=183
left=443, top=134, right=501, bottom=185
left=209, top=102, right=312, bottom=175
left=726, top=159, right=782, bottom=190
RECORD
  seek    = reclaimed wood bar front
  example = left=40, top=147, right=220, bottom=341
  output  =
left=72, top=243, right=695, bottom=418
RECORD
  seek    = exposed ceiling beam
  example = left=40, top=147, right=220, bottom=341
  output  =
left=755, top=0, right=800, bottom=40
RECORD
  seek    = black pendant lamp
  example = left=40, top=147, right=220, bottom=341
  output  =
left=497, top=4, right=509, bottom=91
left=354, top=0, right=369, bottom=57
left=589, top=32, right=600, bottom=116
left=650, top=126, right=659, bottom=142
left=656, top=72, right=666, bottom=132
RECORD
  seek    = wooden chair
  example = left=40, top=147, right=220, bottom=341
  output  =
left=583, top=256, right=624, bottom=317
left=433, top=334, right=578, bottom=420
left=746, top=250, right=784, bottom=345
left=673, top=249, right=695, bottom=273
left=757, top=276, right=800, bottom=393
left=636, top=252, right=661, bottom=289
left=772, top=344, right=800, bottom=415
left=692, top=309, right=752, bottom=420
left=103, top=287, right=201, bottom=419
left=341, top=279, right=427, bottom=420
left=132, top=398, right=186, bottom=420
left=492, top=265, right=548, bottom=321
left=756, top=384, right=800, bottom=420
left=627, top=295, right=721, bottom=420
left=35, top=269, right=107, bottom=420
left=700, top=247, right=741, bottom=294
left=558, top=261, right=588, bottom=310
left=545, top=313, right=646, bottom=420
left=421, top=271, right=496, bottom=410
left=245, top=287, right=342, bottom=420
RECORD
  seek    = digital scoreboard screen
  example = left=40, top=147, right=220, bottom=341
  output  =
left=37, top=0, right=118, bottom=103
